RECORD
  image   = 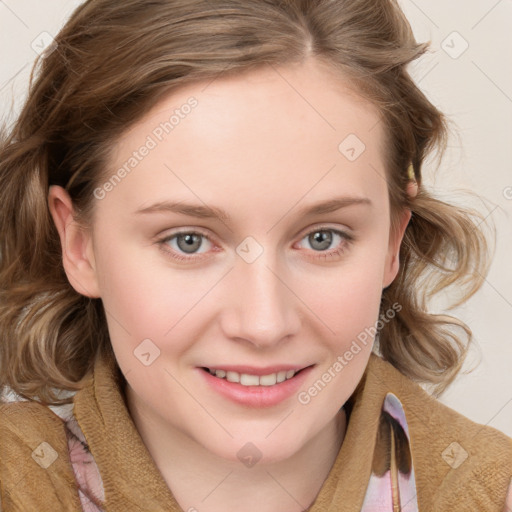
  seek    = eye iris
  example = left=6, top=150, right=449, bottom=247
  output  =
left=177, top=233, right=202, bottom=253
left=170, top=230, right=338, bottom=257
left=310, top=231, right=333, bottom=251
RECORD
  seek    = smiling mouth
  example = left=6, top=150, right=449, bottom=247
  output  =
left=200, top=366, right=310, bottom=387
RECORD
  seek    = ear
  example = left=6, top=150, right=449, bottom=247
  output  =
left=48, top=185, right=101, bottom=298
left=382, top=208, right=412, bottom=289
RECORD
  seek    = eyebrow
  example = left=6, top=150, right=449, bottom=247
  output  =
left=134, top=196, right=372, bottom=221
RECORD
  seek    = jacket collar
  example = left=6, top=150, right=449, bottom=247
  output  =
left=73, top=348, right=418, bottom=511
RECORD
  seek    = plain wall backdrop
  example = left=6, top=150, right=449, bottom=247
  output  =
left=0, top=0, right=511, bottom=437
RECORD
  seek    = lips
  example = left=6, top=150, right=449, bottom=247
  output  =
left=198, top=364, right=315, bottom=408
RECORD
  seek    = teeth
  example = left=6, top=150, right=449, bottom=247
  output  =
left=209, top=368, right=298, bottom=386
left=240, top=374, right=259, bottom=386
left=226, top=371, right=240, bottom=383
left=259, top=373, right=277, bottom=386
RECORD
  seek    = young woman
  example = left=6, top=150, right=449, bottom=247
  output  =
left=0, top=1, right=510, bottom=511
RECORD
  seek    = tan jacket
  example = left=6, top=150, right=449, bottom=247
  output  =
left=1, top=350, right=511, bottom=511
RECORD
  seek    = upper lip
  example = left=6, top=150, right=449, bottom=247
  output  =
left=201, top=364, right=313, bottom=376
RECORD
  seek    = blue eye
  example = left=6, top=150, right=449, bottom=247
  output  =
left=296, top=228, right=353, bottom=261
left=157, top=226, right=353, bottom=263
left=159, top=230, right=213, bottom=261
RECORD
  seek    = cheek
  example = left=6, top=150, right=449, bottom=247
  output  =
left=304, top=251, right=387, bottom=336
left=91, top=239, right=203, bottom=356
left=295, top=263, right=385, bottom=409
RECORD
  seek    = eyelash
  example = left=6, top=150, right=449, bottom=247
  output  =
left=157, top=225, right=354, bottom=264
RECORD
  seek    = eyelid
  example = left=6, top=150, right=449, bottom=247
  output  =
left=156, top=227, right=218, bottom=262
left=156, top=223, right=354, bottom=263
left=295, top=223, right=353, bottom=241
left=293, top=224, right=354, bottom=257
left=157, top=224, right=352, bottom=246
left=157, top=226, right=217, bottom=248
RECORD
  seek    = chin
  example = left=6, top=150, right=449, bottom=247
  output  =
left=201, top=434, right=307, bottom=468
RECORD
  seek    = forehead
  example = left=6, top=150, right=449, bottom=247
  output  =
left=101, top=57, right=387, bottom=219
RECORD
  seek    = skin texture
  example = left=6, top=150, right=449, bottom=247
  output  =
left=49, top=57, right=411, bottom=512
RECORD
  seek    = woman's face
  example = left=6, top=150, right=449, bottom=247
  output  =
left=58, top=57, right=408, bottom=464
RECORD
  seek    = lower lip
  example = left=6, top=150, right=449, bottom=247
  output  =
left=198, top=366, right=315, bottom=408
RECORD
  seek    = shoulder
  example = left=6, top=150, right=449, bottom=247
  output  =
left=0, top=389, right=76, bottom=444
left=367, top=354, right=512, bottom=453
left=0, top=394, right=82, bottom=511
left=367, top=354, right=512, bottom=511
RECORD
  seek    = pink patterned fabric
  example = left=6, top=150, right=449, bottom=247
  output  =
left=65, top=416, right=106, bottom=511
left=48, top=402, right=106, bottom=511
left=360, top=393, right=419, bottom=511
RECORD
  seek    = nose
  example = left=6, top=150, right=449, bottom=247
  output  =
left=219, top=251, right=302, bottom=349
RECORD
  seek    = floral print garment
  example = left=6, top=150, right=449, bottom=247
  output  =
left=360, top=392, right=419, bottom=511
left=48, top=402, right=106, bottom=512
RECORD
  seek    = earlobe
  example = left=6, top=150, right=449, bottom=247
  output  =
left=382, top=209, right=412, bottom=289
left=48, top=185, right=101, bottom=298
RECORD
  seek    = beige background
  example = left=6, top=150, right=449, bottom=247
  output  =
left=1, top=0, right=511, bottom=437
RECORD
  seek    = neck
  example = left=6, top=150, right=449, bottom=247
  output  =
left=126, top=387, right=347, bottom=512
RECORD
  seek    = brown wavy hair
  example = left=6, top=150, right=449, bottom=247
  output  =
left=0, top=0, right=491, bottom=405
